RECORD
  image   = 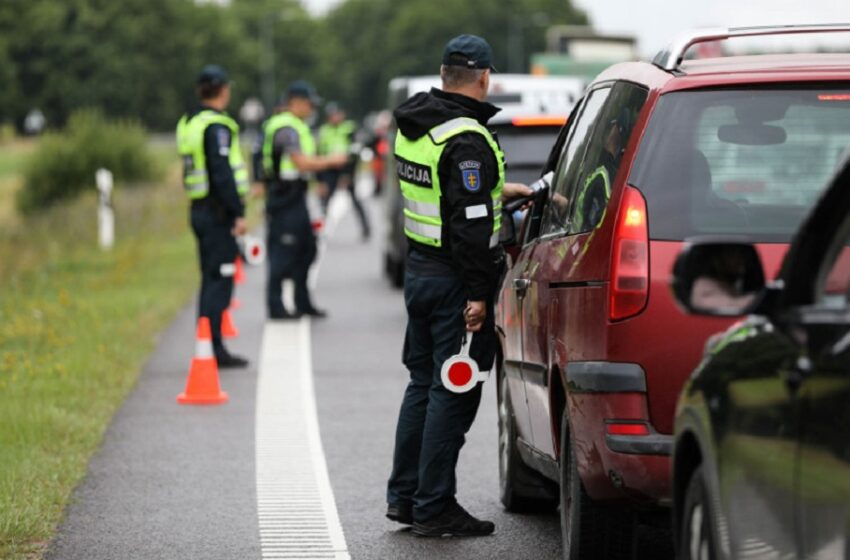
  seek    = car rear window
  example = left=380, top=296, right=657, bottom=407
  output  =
left=629, top=87, right=850, bottom=242
left=492, top=124, right=561, bottom=184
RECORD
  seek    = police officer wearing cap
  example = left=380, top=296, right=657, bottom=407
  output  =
left=176, top=65, right=249, bottom=368
left=318, top=103, right=371, bottom=240
left=259, top=81, right=347, bottom=319
left=385, top=35, right=532, bottom=537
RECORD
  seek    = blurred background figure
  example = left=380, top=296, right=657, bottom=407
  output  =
left=258, top=81, right=347, bottom=320
left=176, top=64, right=249, bottom=368
left=317, top=102, right=371, bottom=240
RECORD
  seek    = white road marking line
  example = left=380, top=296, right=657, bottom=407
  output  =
left=255, top=320, right=350, bottom=560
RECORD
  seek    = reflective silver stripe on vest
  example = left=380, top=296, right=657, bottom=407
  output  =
left=404, top=216, right=442, bottom=240
left=404, top=198, right=441, bottom=219
left=429, top=117, right=487, bottom=144
left=186, top=182, right=208, bottom=193
left=186, top=169, right=207, bottom=178
left=279, top=169, right=301, bottom=180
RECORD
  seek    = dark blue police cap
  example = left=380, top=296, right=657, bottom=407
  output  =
left=442, top=34, right=497, bottom=71
left=285, top=80, right=322, bottom=105
left=197, top=64, right=230, bottom=87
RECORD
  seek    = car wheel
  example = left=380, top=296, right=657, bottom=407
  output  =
left=497, top=360, right=556, bottom=512
left=679, top=465, right=715, bottom=560
left=560, top=411, right=636, bottom=560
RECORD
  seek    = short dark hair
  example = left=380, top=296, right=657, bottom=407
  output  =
left=197, top=82, right=226, bottom=101
left=440, top=64, right=485, bottom=89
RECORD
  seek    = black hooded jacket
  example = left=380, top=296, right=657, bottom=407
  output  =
left=393, top=88, right=502, bottom=301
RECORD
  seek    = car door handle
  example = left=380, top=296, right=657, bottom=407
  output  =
left=512, top=278, right=531, bottom=291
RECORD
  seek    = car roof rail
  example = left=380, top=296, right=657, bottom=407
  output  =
left=652, top=24, right=850, bottom=72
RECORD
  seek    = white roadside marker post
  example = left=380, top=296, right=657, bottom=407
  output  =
left=95, top=168, right=114, bottom=250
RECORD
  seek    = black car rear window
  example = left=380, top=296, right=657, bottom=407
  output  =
left=629, top=87, right=850, bottom=243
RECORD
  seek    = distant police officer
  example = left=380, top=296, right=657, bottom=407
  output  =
left=260, top=81, right=347, bottom=319
left=176, top=65, right=249, bottom=368
left=385, top=35, right=531, bottom=537
left=318, top=103, right=371, bottom=240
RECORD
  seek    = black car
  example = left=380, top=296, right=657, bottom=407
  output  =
left=670, top=156, right=850, bottom=560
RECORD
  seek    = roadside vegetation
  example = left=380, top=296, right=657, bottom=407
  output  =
left=0, top=131, right=196, bottom=559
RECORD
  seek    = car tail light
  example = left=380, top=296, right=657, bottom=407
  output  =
left=609, top=185, right=649, bottom=321
left=606, top=422, right=650, bottom=436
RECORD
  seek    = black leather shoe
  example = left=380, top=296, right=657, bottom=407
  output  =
left=412, top=502, right=495, bottom=538
left=268, top=310, right=299, bottom=320
left=216, top=353, right=249, bottom=369
left=386, top=503, right=413, bottom=525
left=298, top=307, right=328, bottom=319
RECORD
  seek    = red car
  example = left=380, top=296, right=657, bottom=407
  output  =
left=495, top=25, right=850, bottom=559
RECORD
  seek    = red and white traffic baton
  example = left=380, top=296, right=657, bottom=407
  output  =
left=441, top=332, right=489, bottom=393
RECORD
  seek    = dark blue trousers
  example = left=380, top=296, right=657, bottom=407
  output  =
left=191, top=204, right=237, bottom=357
left=266, top=199, right=317, bottom=316
left=387, top=267, right=496, bottom=521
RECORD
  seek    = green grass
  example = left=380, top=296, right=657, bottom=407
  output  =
left=0, top=158, right=197, bottom=558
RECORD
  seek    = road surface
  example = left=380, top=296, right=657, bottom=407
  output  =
left=46, top=192, right=671, bottom=559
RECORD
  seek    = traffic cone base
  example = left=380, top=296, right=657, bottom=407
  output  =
left=177, top=317, right=228, bottom=406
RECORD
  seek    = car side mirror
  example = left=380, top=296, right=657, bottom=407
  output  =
left=671, top=241, right=766, bottom=317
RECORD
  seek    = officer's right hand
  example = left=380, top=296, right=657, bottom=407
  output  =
left=464, top=300, right=486, bottom=332
left=327, top=153, right=349, bottom=169
left=232, top=217, right=247, bottom=237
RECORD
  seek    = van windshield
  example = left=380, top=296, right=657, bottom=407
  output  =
left=629, top=87, right=850, bottom=242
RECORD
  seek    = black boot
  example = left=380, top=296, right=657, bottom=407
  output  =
left=412, top=501, right=495, bottom=538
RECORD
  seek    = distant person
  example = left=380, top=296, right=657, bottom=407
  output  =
left=318, top=102, right=371, bottom=240
left=176, top=64, right=250, bottom=368
left=385, top=34, right=532, bottom=538
left=258, top=81, right=347, bottom=320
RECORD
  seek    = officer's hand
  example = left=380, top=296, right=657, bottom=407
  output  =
left=327, top=153, right=349, bottom=169
left=251, top=184, right=265, bottom=199
left=502, top=182, right=533, bottom=201
left=464, top=300, right=486, bottom=332
left=233, top=217, right=247, bottom=237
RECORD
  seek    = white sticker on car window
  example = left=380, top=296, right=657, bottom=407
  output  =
left=465, top=204, right=488, bottom=220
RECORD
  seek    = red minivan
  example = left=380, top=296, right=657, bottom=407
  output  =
left=495, top=25, right=850, bottom=559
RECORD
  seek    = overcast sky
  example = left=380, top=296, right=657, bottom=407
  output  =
left=302, top=0, right=850, bottom=57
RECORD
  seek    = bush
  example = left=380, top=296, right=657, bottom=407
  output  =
left=17, top=109, right=161, bottom=214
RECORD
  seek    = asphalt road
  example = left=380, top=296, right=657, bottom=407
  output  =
left=45, top=192, right=673, bottom=559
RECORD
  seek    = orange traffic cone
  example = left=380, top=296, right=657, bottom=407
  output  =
left=234, top=256, right=246, bottom=285
left=177, top=317, right=229, bottom=405
left=221, top=309, right=239, bottom=339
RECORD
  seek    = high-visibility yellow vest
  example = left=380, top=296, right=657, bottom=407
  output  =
left=261, top=112, right=316, bottom=181
left=318, top=120, right=355, bottom=155
left=395, top=117, right=504, bottom=248
left=176, top=110, right=249, bottom=199
left=574, top=165, right=611, bottom=231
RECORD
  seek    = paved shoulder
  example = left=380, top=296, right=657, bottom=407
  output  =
left=47, top=269, right=266, bottom=560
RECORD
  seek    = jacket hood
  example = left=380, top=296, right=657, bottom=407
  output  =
left=393, top=88, right=500, bottom=140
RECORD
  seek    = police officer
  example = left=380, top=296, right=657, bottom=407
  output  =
left=317, top=103, right=371, bottom=240
left=260, top=81, right=347, bottom=320
left=385, top=35, right=532, bottom=537
left=176, top=65, right=249, bottom=368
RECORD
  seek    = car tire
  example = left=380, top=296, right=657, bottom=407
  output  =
left=560, top=411, right=636, bottom=560
left=679, top=465, right=715, bottom=560
left=497, top=360, right=557, bottom=512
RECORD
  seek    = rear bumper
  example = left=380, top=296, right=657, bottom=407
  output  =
left=566, top=360, right=672, bottom=506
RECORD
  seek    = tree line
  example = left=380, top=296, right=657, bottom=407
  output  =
left=0, top=0, right=587, bottom=132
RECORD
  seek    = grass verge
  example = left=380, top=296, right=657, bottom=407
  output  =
left=0, top=162, right=197, bottom=558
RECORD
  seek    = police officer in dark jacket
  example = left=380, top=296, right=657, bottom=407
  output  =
left=385, top=35, right=532, bottom=537
left=176, top=65, right=249, bottom=368
left=259, top=81, right=348, bottom=319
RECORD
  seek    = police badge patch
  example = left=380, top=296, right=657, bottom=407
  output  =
left=462, top=169, right=481, bottom=192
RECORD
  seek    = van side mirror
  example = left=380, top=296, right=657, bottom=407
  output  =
left=671, top=241, right=766, bottom=317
